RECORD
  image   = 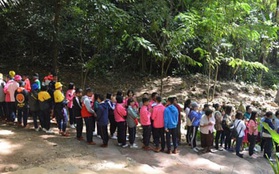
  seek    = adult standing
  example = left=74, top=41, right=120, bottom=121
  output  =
left=213, top=103, right=223, bottom=150
left=189, top=102, right=202, bottom=152
left=234, top=111, right=246, bottom=158
left=247, top=111, right=258, bottom=158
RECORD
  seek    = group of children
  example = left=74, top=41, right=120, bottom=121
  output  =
left=0, top=70, right=277, bottom=159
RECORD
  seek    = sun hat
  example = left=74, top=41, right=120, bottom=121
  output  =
left=14, top=75, right=22, bottom=81
left=55, top=82, right=63, bottom=89
left=9, top=71, right=15, bottom=78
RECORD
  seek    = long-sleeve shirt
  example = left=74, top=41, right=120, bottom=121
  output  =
left=81, top=95, right=95, bottom=114
left=114, top=103, right=127, bottom=122
left=234, top=119, right=246, bottom=138
left=189, top=110, right=202, bottom=127
left=127, top=106, right=138, bottom=128
left=54, top=90, right=65, bottom=103
left=66, top=89, right=75, bottom=108
left=4, top=80, right=19, bottom=102
left=164, top=104, right=178, bottom=129
left=151, top=103, right=165, bottom=128
left=140, top=105, right=151, bottom=126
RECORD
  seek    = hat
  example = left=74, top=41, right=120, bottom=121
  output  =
left=0, top=73, right=3, bottom=79
left=14, top=75, right=22, bottom=81
left=191, top=102, right=199, bottom=108
left=55, top=82, right=63, bottom=89
left=33, top=73, right=39, bottom=79
left=9, top=71, right=15, bottom=78
left=31, top=83, right=39, bottom=91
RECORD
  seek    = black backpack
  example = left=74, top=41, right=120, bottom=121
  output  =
left=231, top=120, right=242, bottom=139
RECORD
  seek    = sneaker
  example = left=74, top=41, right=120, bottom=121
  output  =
left=35, top=128, right=40, bottom=132
left=42, top=128, right=47, bottom=132
left=118, top=143, right=122, bottom=146
left=130, top=144, right=139, bottom=149
left=122, top=144, right=129, bottom=148
left=236, top=154, right=244, bottom=158
left=45, top=129, right=54, bottom=134
left=93, top=132, right=97, bottom=136
left=97, top=135, right=101, bottom=139
left=126, top=136, right=129, bottom=141
left=193, top=147, right=199, bottom=153
left=270, top=158, right=276, bottom=162
left=111, top=135, right=117, bottom=140
left=250, top=154, right=257, bottom=159
left=218, top=147, right=224, bottom=151
left=70, top=124, right=75, bottom=128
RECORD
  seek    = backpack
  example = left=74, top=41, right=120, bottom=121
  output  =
left=231, top=120, right=242, bottom=139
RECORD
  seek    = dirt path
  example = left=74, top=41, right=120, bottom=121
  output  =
left=0, top=120, right=274, bottom=174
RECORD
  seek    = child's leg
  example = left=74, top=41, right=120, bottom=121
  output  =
left=153, top=128, right=160, bottom=148
left=23, top=108, right=28, bottom=127
left=171, top=128, right=178, bottom=150
left=17, top=109, right=22, bottom=125
left=76, top=117, right=83, bottom=138
left=159, top=128, right=165, bottom=150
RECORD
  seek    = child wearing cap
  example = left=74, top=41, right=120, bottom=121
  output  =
left=54, top=82, right=68, bottom=136
left=189, top=102, right=202, bottom=152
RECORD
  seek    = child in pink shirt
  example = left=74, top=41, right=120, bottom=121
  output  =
left=66, top=83, right=75, bottom=128
left=140, top=97, right=152, bottom=150
left=247, top=111, right=258, bottom=157
left=151, top=96, right=165, bottom=152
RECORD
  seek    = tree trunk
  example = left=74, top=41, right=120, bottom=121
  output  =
left=207, top=62, right=211, bottom=103
left=52, top=0, right=62, bottom=74
left=160, top=60, right=165, bottom=95
left=212, top=65, right=219, bottom=101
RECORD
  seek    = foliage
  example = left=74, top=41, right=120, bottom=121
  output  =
left=262, top=122, right=279, bottom=174
left=0, top=0, right=279, bottom=88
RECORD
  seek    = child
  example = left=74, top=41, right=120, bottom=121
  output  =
left=81, top=88, right=97, bottom=145
left=96, top=94, right=109, bottom=147
left=114, top=95, right=128, bottom=147
left=29, top=83, right=40, bottom=131
left=73, top=88, right=83, bottom=140
left=15, top=80, right=29, bottom=127
left=105, top=93, right=117, bottom=139
left=234, top=111, right=246, bottom=158
left=140, top=97, right=152, bottom=150
left=164, top=97, right=179, bottom=154
left=66, top=82, right=75, bottom=128
left=189, top=102, right=202, bottom=152
left=127, top=98, right=139, bottom=148
left=151, top=96, right=165, bottom=152
left=38, top=85, right=53, bottom=133
left=54, top=82, right=68, bottom=136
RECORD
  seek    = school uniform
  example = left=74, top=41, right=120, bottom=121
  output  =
left=73, top=96, right=82, bottom=139
left=38, top=91, right=52, bottom=130
left=164, top=104, right=178, bottom=151
left=81, top=95, right=96, bottom=143
left=97, top=102, right=109, bottom=145
left=14, top=87, right=29, bottom=127
left=105, top=99, right=116, bottom=137
left=140, top=105, right=151, bottom=147
left=127, top=106, right=138, bottom=145
left=54, top=89, right=67, bottom=132
left=29, top=89, right=40, bottom=129
left=114, top=103, right=127, bottom=146
left=151, top=103, right=165, bottom=150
